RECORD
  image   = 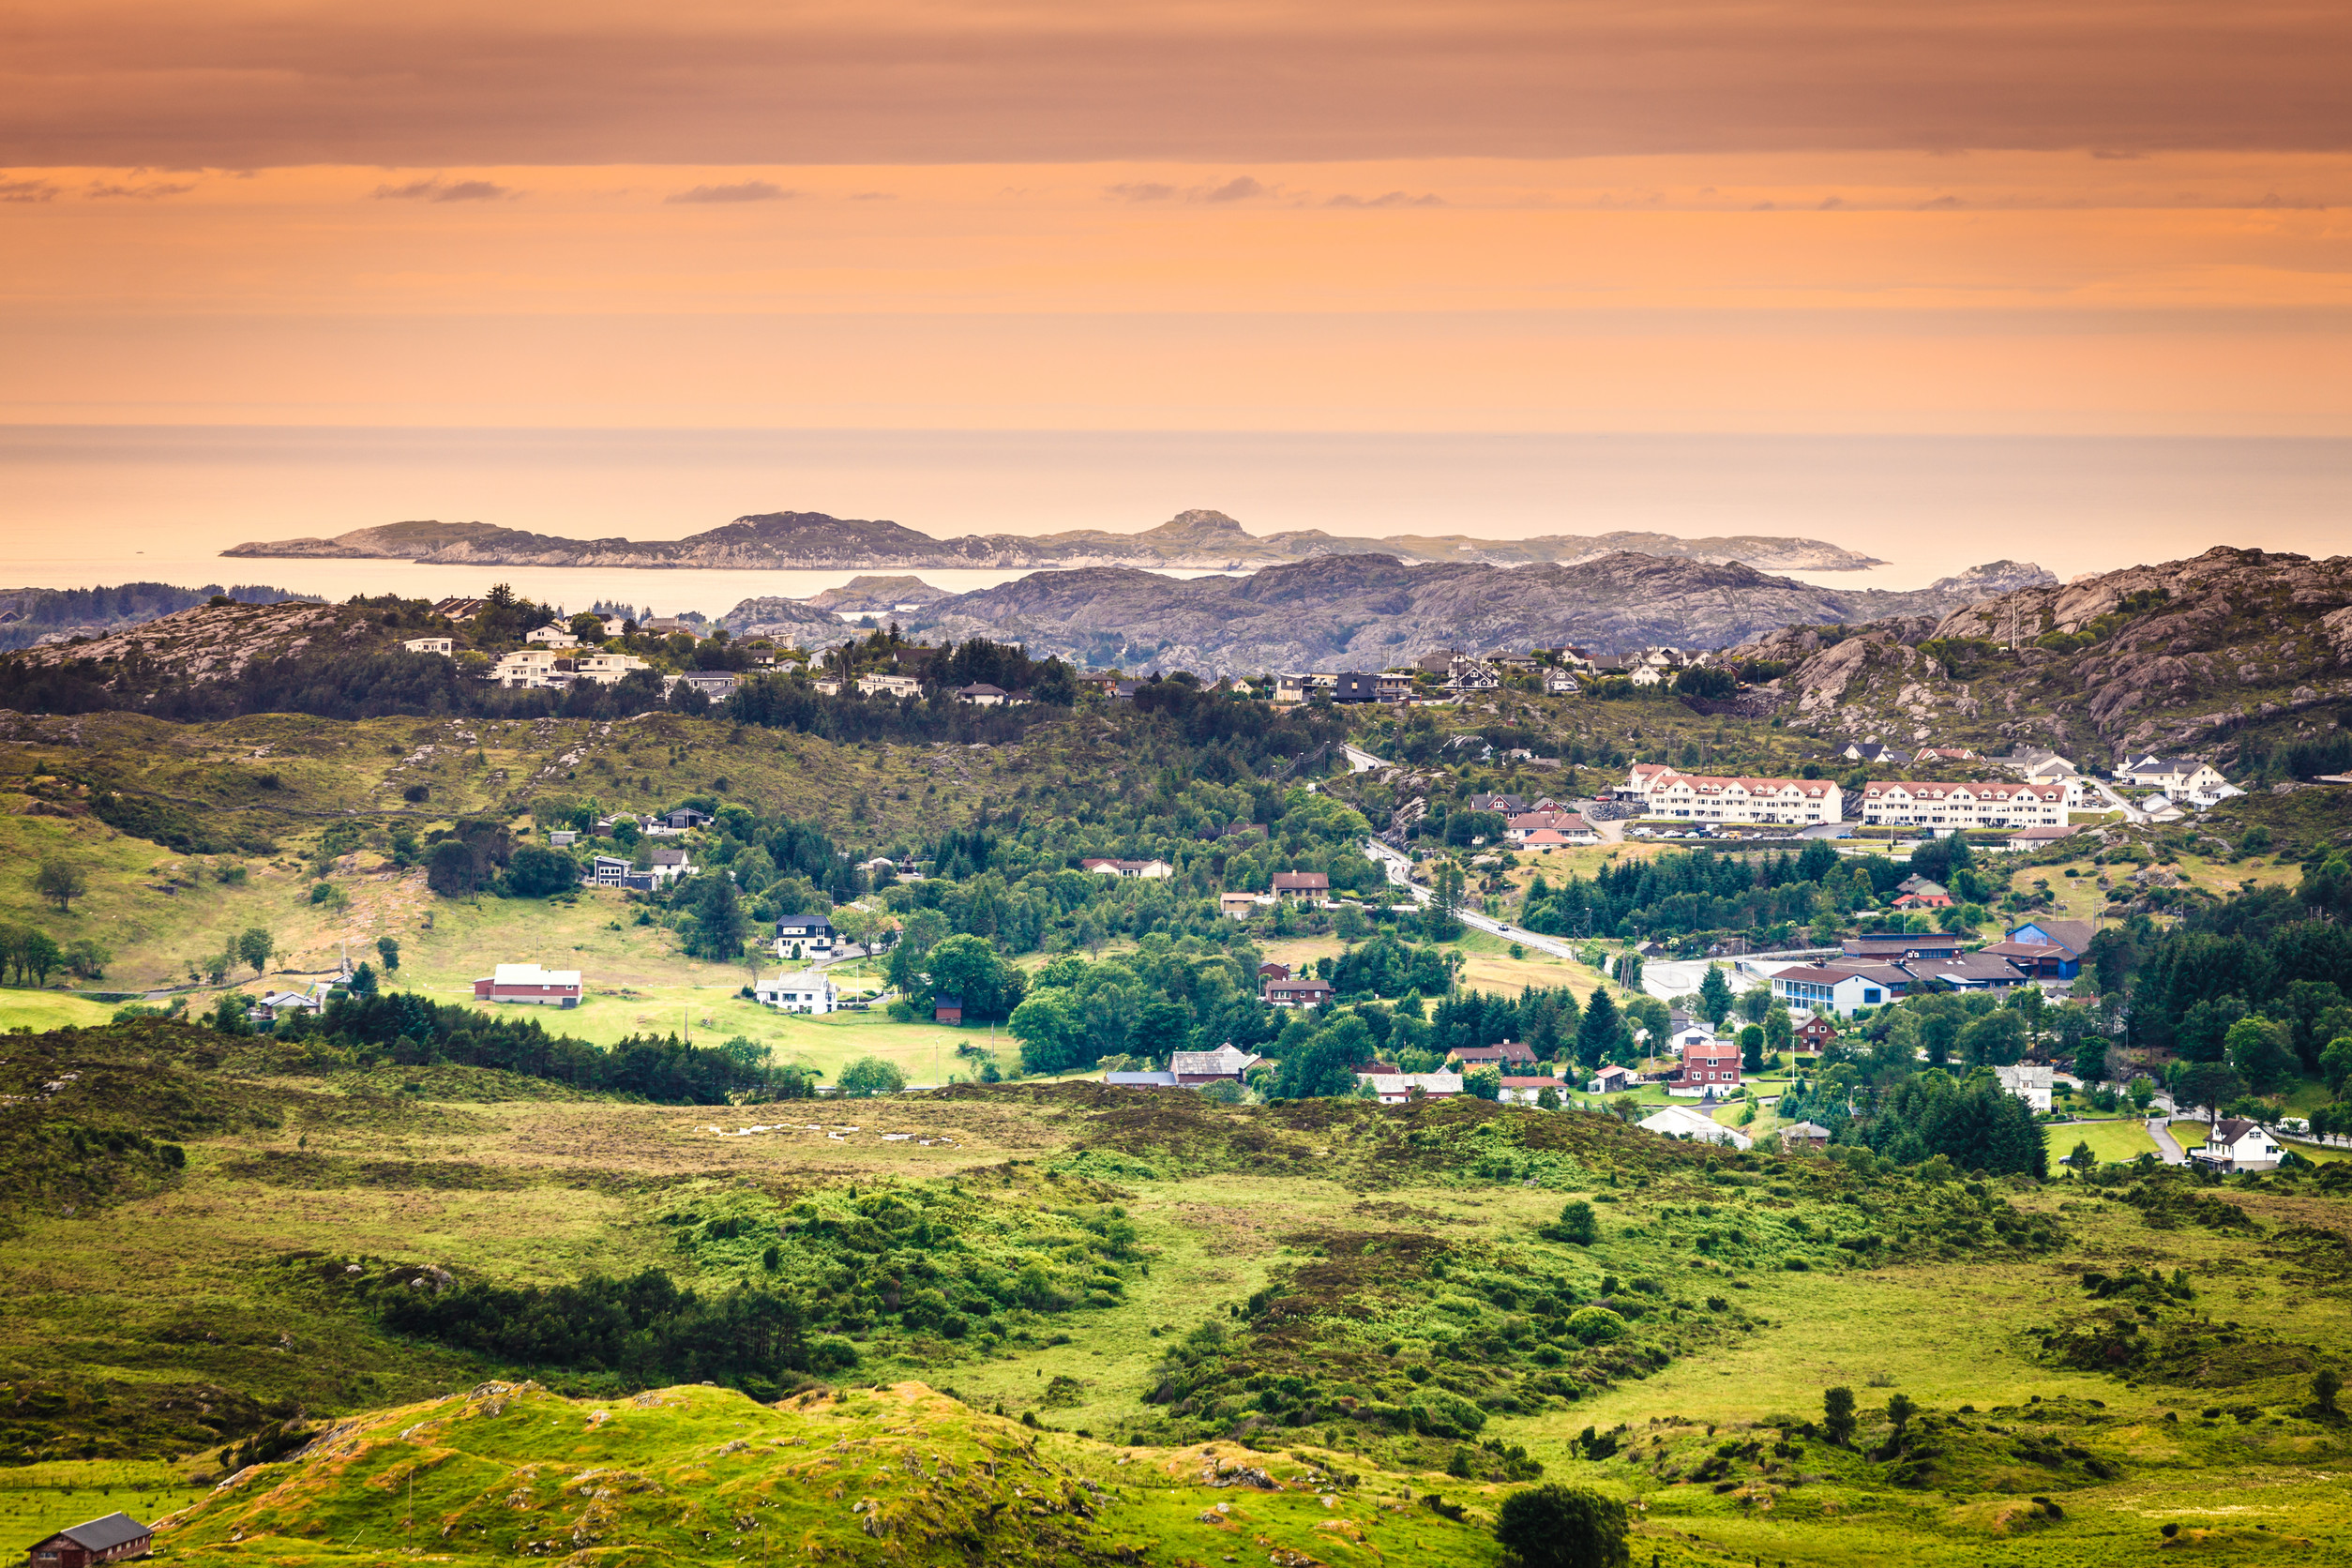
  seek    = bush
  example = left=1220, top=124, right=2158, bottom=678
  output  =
left=1548, top=1199, right=1599, bottom=1246
left=837, top=1056, right=908, bottom=1096
left=1493, top=1483, right=1629, bottom=1568
left=1565, top=1307, right=1627, bottom=1345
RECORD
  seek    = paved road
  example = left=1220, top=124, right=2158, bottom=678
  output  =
left=1341, top=744, right=1390, bottom=773
left=2148, top=1117, right=2187, bottom=1164
left=1363, top=839, right=1584, bottom=961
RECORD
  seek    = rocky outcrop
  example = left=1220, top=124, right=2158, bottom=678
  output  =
left=1740, top=547, right=2352, bottom=761
left=802, top=576, right=951, bottom=612
left=712, top=597, right=857, bottom=646
left=224, top=508, right=1887, bottom=573
left=6, top=599, right=387, bottom=686
left=894, top=552, right=2046, bottom=677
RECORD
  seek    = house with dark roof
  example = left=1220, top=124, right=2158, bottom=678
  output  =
left=933, top=994, right=963, bottom=1025
left=1449, top=1040, right=1539, bottom=1070
left=1263, top=976, right=1334, bottom=1007
left=2196, top=1118, right=2283, bottom=1171
left=1170, top=1044, right=1264, bottom=1084
left=21, top=1512, right=153, bottom=1567
left=1271, top=871, right=1330, bottom=898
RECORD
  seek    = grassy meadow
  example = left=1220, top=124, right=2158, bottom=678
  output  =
left=3, top=1016, right=2347, bottom=1565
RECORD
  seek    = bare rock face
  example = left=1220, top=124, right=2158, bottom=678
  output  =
left=223, top=509, right=1890, bottom=574
left=896, top=552, right=2050, bottom=676
left=1746, top=546, right=2352, bottom=761
left=7, top=599, right=381, bottom=686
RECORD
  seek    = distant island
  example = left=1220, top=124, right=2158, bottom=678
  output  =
left=222, top=508, right=1889, bottom=573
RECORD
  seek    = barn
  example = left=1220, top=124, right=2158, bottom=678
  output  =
left=22, top=1513, right=153, bottom=1567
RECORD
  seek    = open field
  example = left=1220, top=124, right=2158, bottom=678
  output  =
left=2047, top=1118, right=2163, bottom=1167
left=5, top=1018, right=2347, bottom=1564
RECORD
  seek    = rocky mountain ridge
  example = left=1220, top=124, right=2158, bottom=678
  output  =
left=223, top=507, right=1888, bottom=572
left=1734, top=546, right=2352, bottom=762
left=881, top=552, right=2053, bottom=676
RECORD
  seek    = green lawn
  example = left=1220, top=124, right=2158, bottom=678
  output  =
left=2045, top=1118, right=2161, bottom=1167
left=0, top=990, right=129, bottom=1033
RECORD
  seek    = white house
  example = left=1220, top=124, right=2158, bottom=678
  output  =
left=1859, top=780, right=2070, bottom=831
left=525, top=626, right=581, bottom=648
left=1079, top=857, right=1173, bottom=879
left=646, top=845, right=695, bottom=886
left=572, top=651, right=650, bottom=685
left=1496, top=1076, right=1562, bottom=1106
left=1992, top=1063, right=2054, bottom=1115
left=1588, top=1063, right=1637, bottom=1093
left=754, top=972, right=837, bottom=1014
left=400, top=636, right=454, bottom=656
left=1357, top=1070, right=1464, bottom=1104
left=1544, top=671, right=1580, bottom=696
left=2118, top=755, right=2228, bottom=797
left=668, top=671, right=741, bottom=702
left=1639, top=1104, right=1752, bottom=1150
left=1767, top=962, right=1901, bottom=1018
left=490, top=649, right=564, bottom=688
left=955, top=683, right=1010, bottom=705
left=2197, top=1118, right=2283, bottom=1172
left=857, top=672, right=922, bottom=698
left=776, top=912, right=837, bottom=959
left=1619, top=765, right=1842, bottom=826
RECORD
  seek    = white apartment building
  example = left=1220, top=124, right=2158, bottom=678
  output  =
left=490, top=649, right=564, bottom=689
left=525, top=626, right=581, bottom=648
left=857, top=672, right=922, bottom=698
left=572, top=652, right=651, bottom=686
left=1619, top=765, right=1842, bottom=825
left=1859, top=780, right=2069, bottom=830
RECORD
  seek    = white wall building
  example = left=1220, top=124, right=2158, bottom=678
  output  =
left=1993, top=1063, right=2054, bottom=1115
left=525, top=626, right=581, bottom=648
left=2118, top=755, right=2230, bottom=798
left=572, top=652, right=651, bottom=685
left=2197, top=1118, right=2283, bottom=1171
left=1356, top=1070, right=1464, bottom=1104
left=1639, top=1104, right=1752, bottom=1149
left=754, top=972, right=837, bottom=1014
left=400, top=637, right=454, bottom=655
left=490, top=649, right=563, bottom=688
left=1859, top=780, right=2070, bottom=830
left=1621, top=765, right=1842, bottom=825
left=857, top=672, right=922, bottom=698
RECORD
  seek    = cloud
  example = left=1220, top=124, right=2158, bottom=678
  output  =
left=371, top=176, right=515, bottom=203
left=2091, top=149, right=2148, bottom=160
left=1818, top=194, right=1845, bottom=209
left=1325, top=190, right=1444, bottom=208
left=1918, top=194, right=1963, bottom=208
left=0, top=178, right=60, bottom=203
left=1106, top=181, right=1178, bottom=201
left=83, top=178, right=194, bottom=199
left=1199, top=175, right=1264, bottom=203
left=849, top=190, right=895, bottom=201
left=665, top=179, right=791, bottom=204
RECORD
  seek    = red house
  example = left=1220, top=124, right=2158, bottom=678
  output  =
left=22, top=1513, right=153, bottom=1567
left=1680, top=1036, right=1741, bottom=1088
left=933, top=994, right=964, bottom=1025
left=1795, top=1015, right=1835, bottom=1049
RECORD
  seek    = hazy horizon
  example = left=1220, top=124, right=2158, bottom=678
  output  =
left=4, top=427, right=2347, bottom=600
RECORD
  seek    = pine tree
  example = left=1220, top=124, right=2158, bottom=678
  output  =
left=1697, top=963, right=1733, bottom=1026
left=1577, top=987, right=1621, bottom=1065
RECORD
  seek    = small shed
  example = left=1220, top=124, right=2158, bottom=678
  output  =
left=933, top=994, right=964, bottom=1025
left=22, top=1512, right=153, bottom=1567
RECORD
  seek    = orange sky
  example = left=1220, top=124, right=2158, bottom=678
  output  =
left=1, top=2, right=2347, bottom=434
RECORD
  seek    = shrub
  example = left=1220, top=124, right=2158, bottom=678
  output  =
left=1493, top=1483, right=1629, bottom=1568
left=1548, top=1199, right=1600, bottom=1246
left=1565, top=1307, right=1627, bottom=1346
left=837, top=1056, right=908, bottom=1096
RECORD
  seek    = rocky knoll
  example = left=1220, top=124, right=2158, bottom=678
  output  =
left=895, top=552, right=2049, bottom=677
left=225, top=507, right=1887, bottom=572
left=1737, top=547, right=2352, bottom=762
